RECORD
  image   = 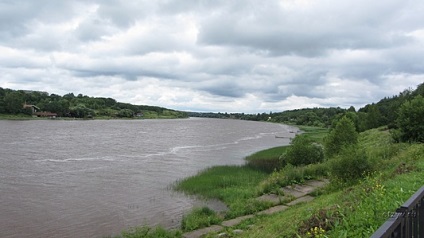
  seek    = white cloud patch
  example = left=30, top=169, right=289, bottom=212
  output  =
left=0, top=0, right=423, bottom=113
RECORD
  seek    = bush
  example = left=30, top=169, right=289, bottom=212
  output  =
left=280, top=135, right=325, bottom=167
left=330, top=146, right=374, bottom=184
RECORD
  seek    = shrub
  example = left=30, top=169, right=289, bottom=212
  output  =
left=280, top=135, right=325, bottom=167
left=330, top=146, right=374, bottom=184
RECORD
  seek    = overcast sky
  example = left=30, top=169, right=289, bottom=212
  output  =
left=1, top=0, right=423, bottom=113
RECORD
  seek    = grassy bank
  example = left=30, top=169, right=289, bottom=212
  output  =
left=116, top=125, right=424, bottom=237
left=234, top=138, right=424, bottom=237
left=175, top=165, right=271, bottom=226
left=174, top=126, right=329, bottom=231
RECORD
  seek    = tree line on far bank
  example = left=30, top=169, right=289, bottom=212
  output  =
left=192, top=83, right=424, bottom=142
left=0, top=88, right=188, bottom=119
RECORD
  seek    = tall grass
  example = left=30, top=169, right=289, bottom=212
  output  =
left=175, top=165, right=272, bottom=218
left=245, top=146, right=289, bottom=172
left=181, top=206, right=222, bottom=232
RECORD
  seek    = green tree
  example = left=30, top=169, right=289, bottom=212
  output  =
left=325, top=116, right=358, bottom=157
left=69, top=104, right=95, bottom=118
left=281, top=135, right=324, bottom=166
left=0, top=87, right=5, bottom=113
left=365, top=104, right=383, bottom=129
left=117, top=109, right=134, bottom=118
left=395, top=95, right=424, bottom=142
left=4, top=91, right=24, bottom=114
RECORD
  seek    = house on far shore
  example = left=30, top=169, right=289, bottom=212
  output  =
left=23, top=103, right=40, bottom=114
left=23, top=103, right=57, bottom=118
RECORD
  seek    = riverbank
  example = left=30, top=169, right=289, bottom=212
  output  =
left=115, top=125, right=424, bottom=237
left=173, top=125, right=327, bottom=232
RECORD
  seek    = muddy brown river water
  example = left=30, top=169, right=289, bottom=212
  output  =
left=0, top=118, right=294, bottom=237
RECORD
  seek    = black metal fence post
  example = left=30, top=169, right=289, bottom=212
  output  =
left=371, top=186, right=424, bottom=238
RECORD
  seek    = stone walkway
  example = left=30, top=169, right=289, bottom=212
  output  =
left=182, top=179, right=329, bottom=238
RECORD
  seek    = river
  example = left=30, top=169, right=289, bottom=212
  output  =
left=0, top=118, right=295, bottom=237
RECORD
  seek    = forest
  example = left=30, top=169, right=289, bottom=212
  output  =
left=271, top=83, right=423, bottom=132
left=0, top=88, right=188, bottom=119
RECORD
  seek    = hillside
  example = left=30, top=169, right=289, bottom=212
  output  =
left=114, top=83, right=424, bottom=237
left=0, top=87, right=188, bottom=119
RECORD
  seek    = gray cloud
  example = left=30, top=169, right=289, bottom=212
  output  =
left=0, top=0, right=423, bottom=113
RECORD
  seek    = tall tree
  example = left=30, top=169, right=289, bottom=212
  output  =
left=396, top=95, right=424, bottom=143
left=325, top=116, right=358, bottom=157
left=4, top=91, right=24, bottom=114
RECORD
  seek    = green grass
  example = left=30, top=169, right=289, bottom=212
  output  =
left=244, top=126, right=329, bottom=173
left=245, top=146, right=290, bottom=161
left=118, top=125, right=424, bottom=237
left=175, top=165, right=272, bottom=219
left=235, top=129, right=424, bottom=237
left=297, top=125, right=329, bottom=143
left=245, top=146, right=289, bottom=172
left=117, top=226, right=182, bottom=238
left=174, top=125, right=330, bottom=230
left=181, top=206, right=222, bottom=232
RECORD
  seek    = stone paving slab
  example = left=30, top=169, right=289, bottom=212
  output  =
left=286, top=195, right=314, bottom=206
left=292, top=184, right=315, bottom=194
left=256, top=194, right=281, bottom=205
left=182, top=179, right=329, bottom=238
left=305, top=179, right=329, bottom=188
left=222, top=214, right=254, bottom=227
left=183, top=225, right=223, bottom=238
left=257, top=205, right=289, bottom=215
left=280, top=187, right=306, bottom=198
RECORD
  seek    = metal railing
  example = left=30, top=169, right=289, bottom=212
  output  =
left=371, top=186, right=424, bottom=238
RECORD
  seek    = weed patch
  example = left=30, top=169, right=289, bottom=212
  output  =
left=298, top=205, right=343, bottom=236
